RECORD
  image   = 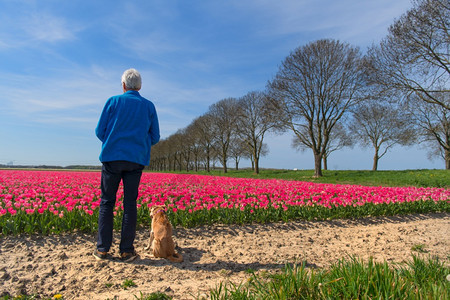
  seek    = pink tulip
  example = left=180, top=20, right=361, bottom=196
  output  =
left=0, top=170, right=448, bottom=220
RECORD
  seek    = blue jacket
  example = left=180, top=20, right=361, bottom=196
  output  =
left=95, top=90, right=160, bottom=166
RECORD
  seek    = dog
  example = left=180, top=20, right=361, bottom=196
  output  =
left=145, top=205, right=183, bottom=263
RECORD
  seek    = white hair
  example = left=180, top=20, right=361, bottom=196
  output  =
left=121, top=68, right=142, bottom=90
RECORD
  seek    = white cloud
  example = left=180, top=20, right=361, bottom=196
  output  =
left=96, top=2, right=207, bottom=66
left=219, top=0, right=412, bottom=48
left=0, top=66, right=118, bottom=121
left=0, top=7, right=81, bottom=50
left=24, top=12, right=75, bottom=43
left=33, top=115, right=99, bottom=126
left=0, top=64, right=236, bottom=135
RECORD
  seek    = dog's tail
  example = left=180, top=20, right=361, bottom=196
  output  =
left=168, top=252, right=183, bottom=263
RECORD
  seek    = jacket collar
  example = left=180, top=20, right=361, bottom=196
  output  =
left=124, top=90, right=140, bottom=96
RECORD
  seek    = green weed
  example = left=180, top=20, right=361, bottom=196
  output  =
left=411, top=243, right=428, bottom=253
left=122, top=279, right=137, bottom=290
left=134, top=291, right=172, bottom=300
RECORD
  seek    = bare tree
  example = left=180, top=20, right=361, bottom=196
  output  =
left=269, top=39, right=364, bottom=177
left=184, top=123, right=204, bottom=172
left=323, top=123, right=354, bottom=170
left=228, top=137, right=248, bottom=170
left=407, top=93, right=450, bottom=169
left=235, top=91, right=279, bottom=174
left=349, top=101, right=416, bottom=171
left=149, top=139, right=164, bottom=171
left=209, top=98, right=240, bottom=173
left=291, top=122, right=353, bottom=171
left=367, top=0, right=449, bottom=110
left=167, top=131, right=186, bottom=171
left=151, top=134, right=182, bottom=171
left=178, top=129, right=195, bottom=172
left=152, top=139, right=175, bottom=171
left=190, top=114, right=216, bottom=172
left=292, top=122, right=353, bottom=170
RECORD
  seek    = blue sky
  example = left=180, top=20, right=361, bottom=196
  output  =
left=0, top=0, right=442, bottom=169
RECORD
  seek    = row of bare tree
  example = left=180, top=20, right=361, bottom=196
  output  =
left=149, top=0, right=449, bottom=176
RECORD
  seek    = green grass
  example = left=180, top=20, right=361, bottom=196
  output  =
left=162, top=168, right=450, bottom=188
left=134, top=292, right=172, bottom=300
left=204, top=255, right=450, bottom=300
left=121, top=279, right=137, bottom=290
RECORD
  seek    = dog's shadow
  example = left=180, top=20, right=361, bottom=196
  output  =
left=134, top=246, right=317, bottom=273
left=135, top=246, right=204, bottom=265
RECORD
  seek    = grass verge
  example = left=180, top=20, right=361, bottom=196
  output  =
left=164, top=169, right=450, bottom=188
left=204, top=255, right=450, bottom=299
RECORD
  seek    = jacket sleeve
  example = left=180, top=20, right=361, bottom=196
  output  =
left=149, top=106, right=160, bottom=146
left=95, top=99, right=111, bottom=142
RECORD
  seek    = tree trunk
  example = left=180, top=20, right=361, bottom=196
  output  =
left=445, top=149, right=450, bottom=170
left=254, top=156, right=260, bottom=174
left=235, top=158, right=239, bottom=170
left=222, top=158, right=228, bottom=173
left=313, top=152, right=323, bottom=177
left=323, top=155, right=328, bottom=171
left=372, top=147, right=379, bottom=171
left=193, top=153, right=199, bottom=172
left=254, top=148, right=260, bottom=174
left=206, top=148, right=211, bottom=172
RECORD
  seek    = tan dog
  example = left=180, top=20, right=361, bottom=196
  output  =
left=145, top=205, right=183, bottom=263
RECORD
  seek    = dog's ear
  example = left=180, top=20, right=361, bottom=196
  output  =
left=150, top=206, right=156, bottom=217
left=150, top=205, right=163, bottom=217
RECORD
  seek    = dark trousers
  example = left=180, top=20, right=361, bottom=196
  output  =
left=96, top=161, right=144, bottom=253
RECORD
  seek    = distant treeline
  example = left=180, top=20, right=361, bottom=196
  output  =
left=0, top=165, right=102, bottom=170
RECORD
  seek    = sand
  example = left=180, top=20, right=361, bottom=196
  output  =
left=1, top=213, right=449, bottom=299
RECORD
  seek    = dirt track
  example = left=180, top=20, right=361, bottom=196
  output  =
left=1, top=213, right=449, bottom=299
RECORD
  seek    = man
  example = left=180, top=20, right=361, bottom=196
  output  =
left=93, top=68, right=160, bottom=262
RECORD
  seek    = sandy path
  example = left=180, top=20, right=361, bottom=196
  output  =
left=1, top=213, right=449, bottom=299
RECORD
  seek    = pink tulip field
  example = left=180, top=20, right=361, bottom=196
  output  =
left=0, top=169, right=449, bottom=235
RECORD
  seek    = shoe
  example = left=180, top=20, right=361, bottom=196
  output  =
left=93, top=249, right=108, bottom=260
left=120, top=251, right=138, bottom=262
